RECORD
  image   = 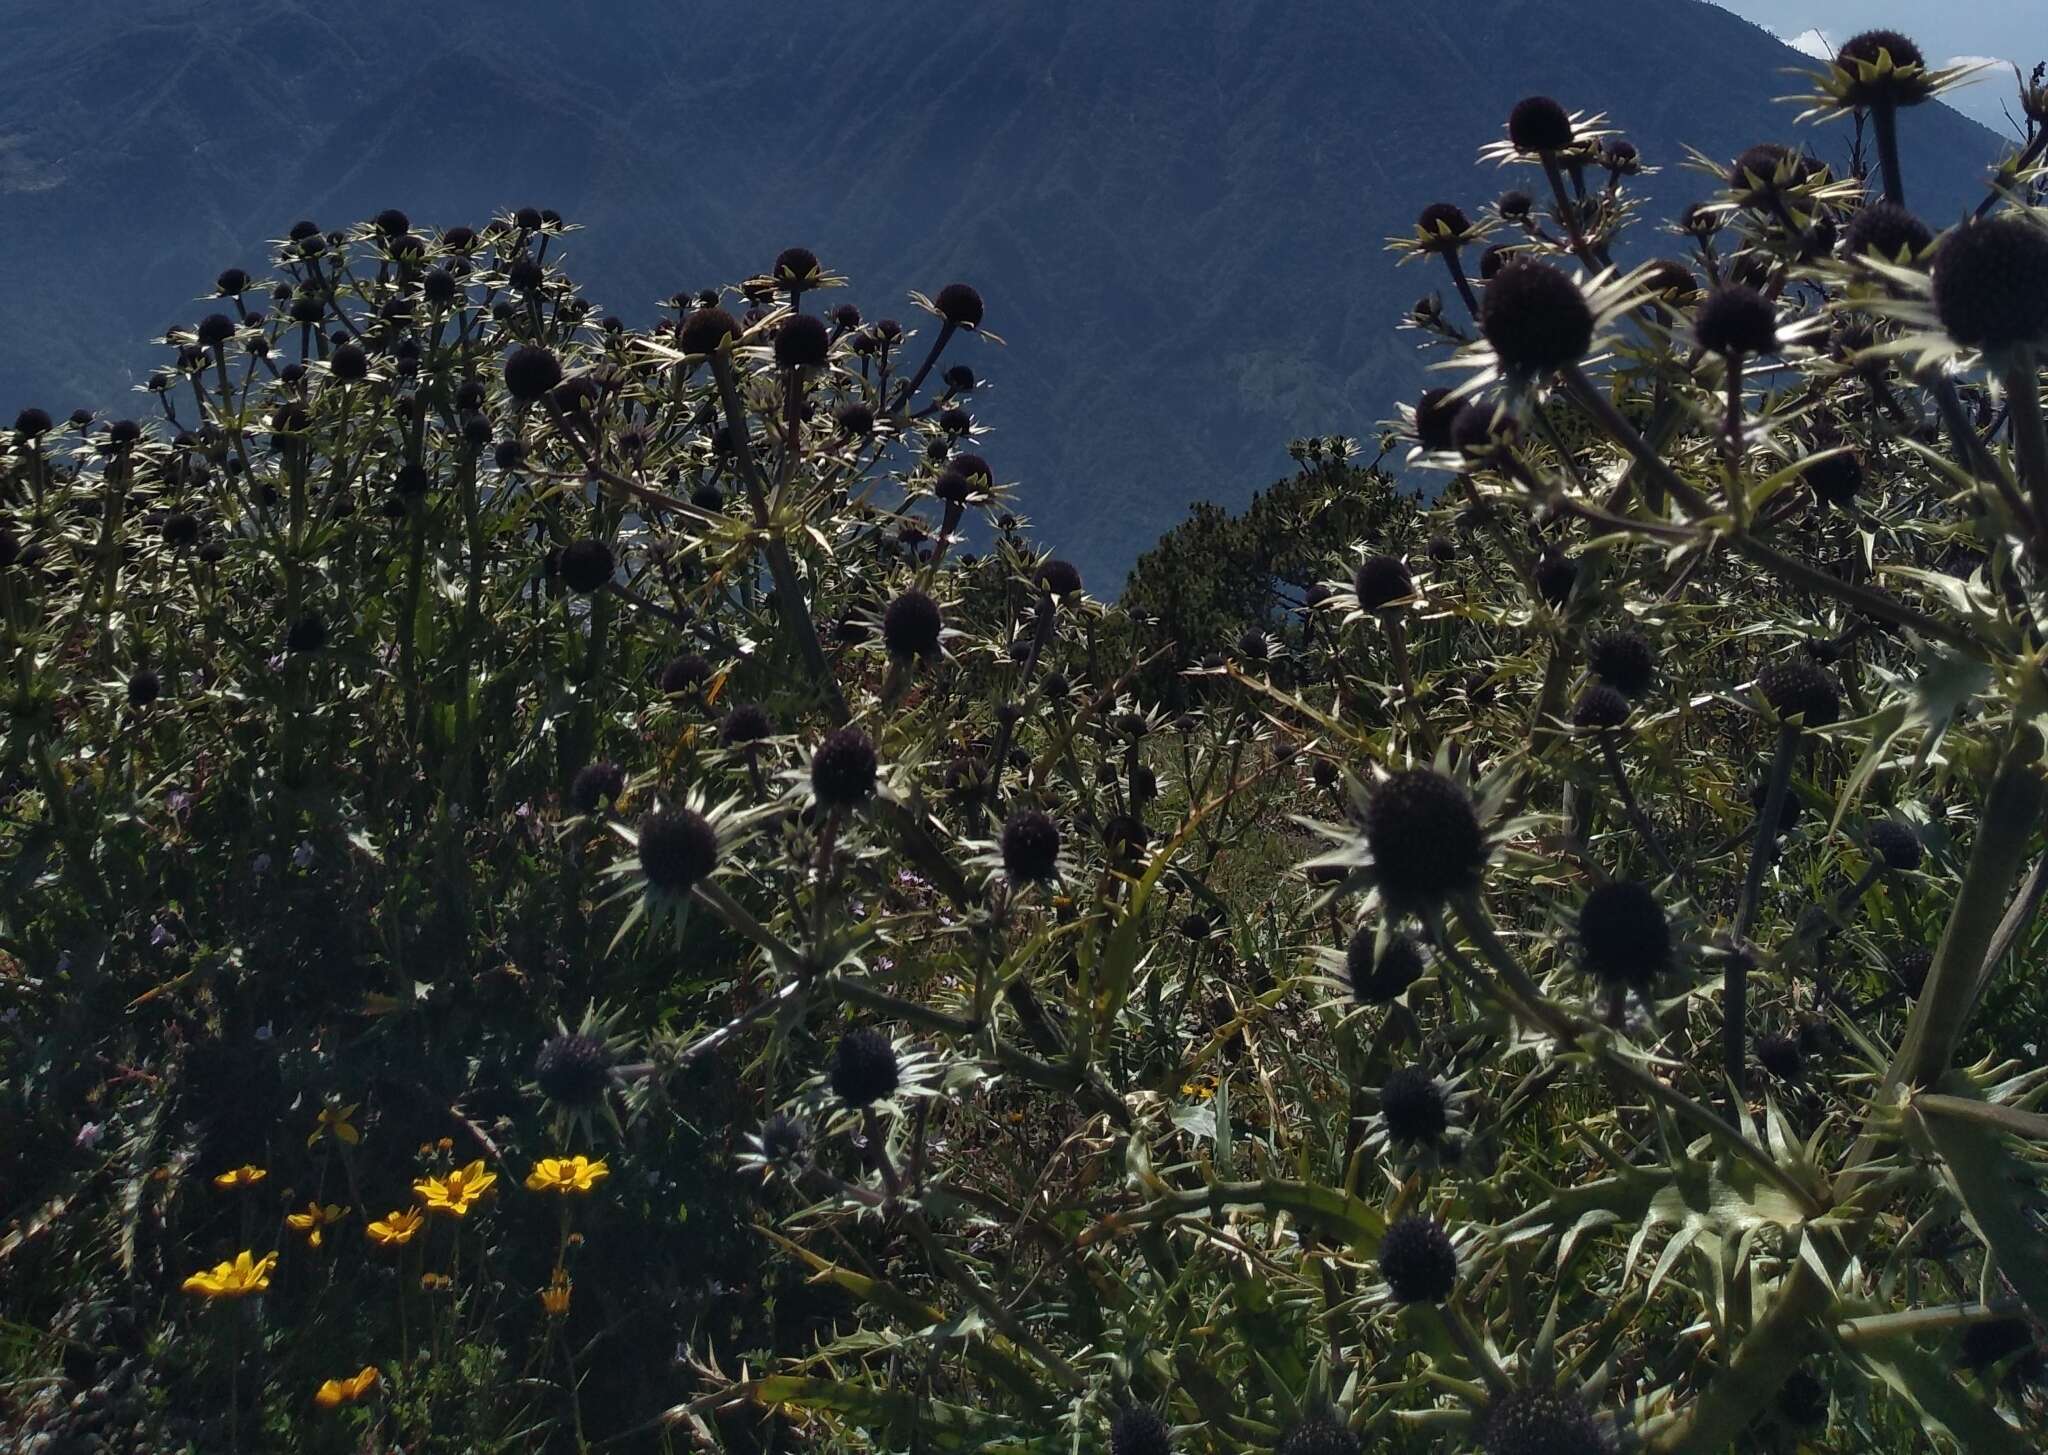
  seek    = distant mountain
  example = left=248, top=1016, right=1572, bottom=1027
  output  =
left=0, top=0, right=2007, bottom=587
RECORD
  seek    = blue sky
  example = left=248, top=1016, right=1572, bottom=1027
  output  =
left=1712, top=1, right=2040, bottom=133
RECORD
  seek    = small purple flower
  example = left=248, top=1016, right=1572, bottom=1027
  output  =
left=149, top=922, right=174, bottom=949
left=75, top=1121, right=105, bottom=1150
left=250, top=852, right=272, bottom=875
left=254, top=1022, right=274, bottom=1042
left=167, top=790, right=193, bottom=815
left=291, top=840, right=315, bottom=869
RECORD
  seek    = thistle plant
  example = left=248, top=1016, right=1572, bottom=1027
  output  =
left=5, top=33, right=2048, bottom=1455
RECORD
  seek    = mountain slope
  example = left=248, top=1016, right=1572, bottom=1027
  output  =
left=0, top=0, right=2009, bottom=585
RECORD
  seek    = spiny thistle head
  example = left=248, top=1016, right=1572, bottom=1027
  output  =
left=829, top=1027, right=899, bottom=1107
left=1867, top=819, right=1923, bottom=871
left=679, top=306, right=741, bottom=355
left=1932, top=216, right=2048, bottom=352
left=812, top=727, right=879, bottom=806
left=1343, top=931, right=1421, bottom=1010
left=1415, top=388, right=1460, bottom=451
left=1694, top=284, right=1778, bottom=357
left=1894, top=945, right=1933, bottom=997
left=1481, top=260, right=1592, bottom=376
left=774, top=314, right=831, bottom=368
left=1587, top=629, right=1655, bottom=698
left=373, top=208, right=410, bottom=237
left=557, top=538, right=614, bottom=594
left=1578, top=880, right=1671, bottom=988
left=1571, top=684, right=1630, bottom=731
left=934, top=282, right=984, bottom=328
left=569, top=761, right=626, bottom=814
left=1109, top=1405, right=1172, bottom=1455
left=504, top=345, right=563, bottom=402
left=1842, top=202, right=1933, bottom=263
left=1275, top=1409, right=1358, bottom=1455
left=659, top=654, right=712, bottom=697
left=773, top=245, right=820, bottom=284
left=1507, top=95, right=1573, bottom=153
left=1534, top=550, right=1578, bottom=607
left=718, top=703, right=772, bottom=747
left=1378, top=1213, right=1457, bottom=1304
left=1039, top=559, right=1083, bottom=598
left=636, top=809, right=719, bottom=893
left=1836, top=30, right=1930, bottom=108
left=1729, top=143, right=1797, bottom=200
left=534, top=1032, right=612, bottom=1108
left=126, top=670, right=161, bottom=709
left=1363, top=769, right=1485, bottom=911
left=13, top=407, right=51, bottom=438
left=1804, top=450, right=1863, bottom=507
left=1756, top=1033, right=1806, bottom=1081
left=1482, top=1387, right=1605, bottom=1455
left=1757, top=659, right=1841, bottom=728
left=1380, top=1066, right=1449, bottom=1145
left=881, top=590, right=944, bottom=660
left=1001, top=809, right=1062, bottom=882
left=1353, top=553, right=1413, bottom=610
left=1416, top=201, right=1471, bottom=251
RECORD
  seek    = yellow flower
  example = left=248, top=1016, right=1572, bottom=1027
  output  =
left=285, top=1202, right=350, bottom=1248
left=307, top=1104, right=360, bottom=1148
left=419, top=1272, right=452, bottom=1292
left=312, top=1365, right=379, bottom=1409
left=414, top=1159, right=497, bottom=1216
left=523, top=1155, right=610, bottom=1195
left=365, top=1207, right=425, bottom=1247
left=211, top=1165, right=267, bottom=1190
left=539, top=1267, right=572, bottom=1317
left=181, top=1250, right=277, bottom=1300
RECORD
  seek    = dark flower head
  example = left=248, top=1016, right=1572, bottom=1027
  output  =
left=534, top=1032, right=611, bottom=1107
left=503, top=344, right=564, bottom=402
left=1482, top=260, right=1593, bottom=375
left=659, top=653, right=712, bottom=697
left=286, top=614, right=328, bottom=654
left=679, top=306, right=742, bottom=355
left=938, top=405, right=973, bottom=435
left=513, top=206, right=545, bottom=230
left=835, top=401, right=875, bottom=436
left=1343, top=934, right=1425, bottom=1004
left=1380, top=1066, right=1449, bottom=1145
left=442, top=225, right=477, bottom=251
left=373, top=208, right=410, bottom=237
left=459, top=412, right=493, bottom=449
left=1414, top=387, right=1460, bottom=451
left=1534, top=550, right=1578, bottom=607
left=107, top=418, right=142, bottom=445
left=162, top=511, right=201, bottom=548
left=881, top=590, right=944, bottom=660
left=773, top=246, right=821, bottom=284
left=1639, top=258, right=1696, bottom=298
left=1507, top=95, right=1574, bottom=153
left=1867, top=819, right=1923, bottom=871
left=1235, top=627, right=1269, bottom=662
left=569, top=761, right=626, bottom=814
left=1179, top=911, right=1214, bottom=941
left=757, top=1111, right=807, bottom=1165
left=1757, top=659, right=1841, bottom=728
left=637, top=809, right=719, bottom=893
left=1452, top=400, right=1516, bottom=459
left=1756, top=1033, right=1806, bottom=1081
left=1039, top=559, right=1083, bottom=598
left=1478, top=243, right=1514, bottom=280
left=1837, top=30, right=1929, bottom=107
left=557, top=538, right=614, bottom=594
left=1497, top=189, right=1534, bottom=219
left=1578, top=880, right=1671, bottom=988
left=1001, top=809, right=1062, bottom=882
left=494, top=438, right=526, bottom=470
left=421, top=268, right=459, bottom=304
left=1482, top=1387, right=1604, bottom=1455
left=1379, top=1213, right=1457, bottom=1303
left=691, top=483, right=726, bottom=511
left=1364, top=769, right=1485, bottom=911
left=1571, top=684, right=1629, bottom=731
left=1842, top=202, right=1933, bottom=263
left=829, top=1027, right=899, bottom=1106
left=1894, top=945, right=1933, bottom=997
left=126, top=670, right=161, bottom=709
left=943, top=363, right=978, bottom=392
left=719, top=703, right=772, bottom=747
left=1729, top=143, right=1797, bottom=200
left=812, top=727, right=879, bottom=806
left=1587, top=629, right=1655, bottom=697
left=1416, top=201, right=1471, bottom=250
left=1694, top=285, right=1778, bottom=357
left=1353, top=553, right=1413, bottom=611
left=1275, top=1409, right=1359, bottom=1455
left=196, top=313, right=236, bottom=348
left=950, top=452, right=993, bottom=483
left=774, top=314, right=831, bottom=368
left=13, top=407, right=51, bottom=438
left=1932, top=216, right=2048, bottom=352
left=393, top=463, right=429, bottom=498
left=1109, top=1405, right=1172, bottom=1455
left=934, top=282, right=984, bottom=328
left=331, top=344, right=372, bottom=385
left=1804, top=450, right=1863, bottom=507
left=1043, top=671, right=1071, bottom=701
left=832, top=303, right=863, bottom=329
left=1426, top=533, right=1456, bottom=564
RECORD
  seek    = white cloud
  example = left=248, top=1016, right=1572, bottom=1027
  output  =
left=1944, top=55, right=2013, bottom=77
left=1784, top=28, right=1834, bottom=61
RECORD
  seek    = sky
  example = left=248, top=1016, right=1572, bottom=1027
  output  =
left=1712, top=1, right=2041, bottom=133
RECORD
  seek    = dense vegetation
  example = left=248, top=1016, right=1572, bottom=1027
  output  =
left=0, top=0, right=2009, bottom=587
left=5, top=29, right=2048, bottom=1455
